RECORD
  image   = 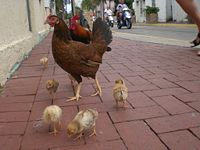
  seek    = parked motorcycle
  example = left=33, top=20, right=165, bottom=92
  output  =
left=117, top=8, right=132, bottom=29
left=106, top=14, right=114, bottom=27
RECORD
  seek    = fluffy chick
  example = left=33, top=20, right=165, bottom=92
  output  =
left=40, top=57, right=48, bottom=69
left=46, top=79, right=59, bottom=100
left=67, top=109, right=98, bottom=140
left=42, top=105, right=62, bottom=136
left=113, top=79, right=128, bottom=107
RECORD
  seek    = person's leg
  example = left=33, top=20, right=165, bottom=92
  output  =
left=176, top=0, right=200, bottom=48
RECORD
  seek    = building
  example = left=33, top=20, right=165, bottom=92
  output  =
left=0, top=0, right=55, bottom=85
left=133, top=0, right=200, bottom=23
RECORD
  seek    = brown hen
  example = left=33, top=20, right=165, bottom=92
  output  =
left=45, top=15, right=112, bottom=101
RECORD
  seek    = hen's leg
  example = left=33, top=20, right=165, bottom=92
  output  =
left=67, top=82, right=82, bottom=101
left=91, top=76, right=102, bottom=97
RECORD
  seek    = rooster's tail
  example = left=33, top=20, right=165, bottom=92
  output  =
left=92, top=18, right=112, bottom=51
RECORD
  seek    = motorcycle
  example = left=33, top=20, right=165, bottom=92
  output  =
left=117, top=8, right=132, bottom=29
left=105, top=12, right=114, bottom=27
left=107, top=14, right=114, bottom=27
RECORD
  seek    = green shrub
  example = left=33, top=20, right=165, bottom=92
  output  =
left=144, top=6, right=160, bottom=15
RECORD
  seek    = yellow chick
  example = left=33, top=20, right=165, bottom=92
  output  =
left=46, top=79, right=59, bottom=100
left=40, top=57, right=48, bottom=69
left=113, top=79, right=128, bottom=107
left=42, top=105, right=62, bottom=136
left=66, top=109, right=98, bottom=140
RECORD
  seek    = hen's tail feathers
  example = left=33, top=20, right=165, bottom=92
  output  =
left=92, top=17, right=112, bottom=45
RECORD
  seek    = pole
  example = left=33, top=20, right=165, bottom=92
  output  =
left=71, top=0, right=74, bottom=16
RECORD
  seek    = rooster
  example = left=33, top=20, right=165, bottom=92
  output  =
left=45, top=15, right=112, bottom=101
left=69, top=15, right=91, bottom=44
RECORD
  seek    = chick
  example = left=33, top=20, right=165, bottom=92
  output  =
left=67, top=109, right=98, bottom=140
left=42, top=105, right=62, bottom=136
left=40, top=57, right=48, bottom=69
left=113, top=79, right=128, bottom=107
left=46, top=79, right=59, bottom=100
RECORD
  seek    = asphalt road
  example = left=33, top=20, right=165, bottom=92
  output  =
left=112, top=25, right=198, bottom=42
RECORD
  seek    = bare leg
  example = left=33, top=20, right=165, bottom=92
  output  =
left=89, top=126, right=97, bottom=137
left=66, top=82, right=82, bottom=101
left=91, top=76, right=102, bottom=97
left=176, top=0, right=200, bottom=47
left=49, top=123, right=58, bottom=136
left=116, top=101, right=119, bottom=107
left=74, top=132, right=84, bottom=140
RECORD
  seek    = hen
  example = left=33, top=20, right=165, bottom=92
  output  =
left=69, top=15, right=91, bottom=44
left=45, top=15, right=112, bottom=101
left=66, top=109, right=98, bottom=140
left=113, top=79, right=128, bottom=107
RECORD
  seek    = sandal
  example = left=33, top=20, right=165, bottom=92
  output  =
left=191, top=32, right=200, bottom=47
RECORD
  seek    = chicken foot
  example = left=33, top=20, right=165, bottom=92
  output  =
left=89, top=126, right=97, bottom=137
left=91, top=76, right=102, bottom=97
left=66, top=82, right=82, bottom=101
left=74, top=132, right=84, bottom=140
left=49, top=122, right=59, bottom=136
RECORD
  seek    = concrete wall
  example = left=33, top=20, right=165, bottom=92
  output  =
left=156, top=0, right=166, bottom=22
left=0, top=0, right=53, bottom=85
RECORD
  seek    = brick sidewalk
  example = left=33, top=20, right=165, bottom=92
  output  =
left=1, top=32, right=200, bottom=150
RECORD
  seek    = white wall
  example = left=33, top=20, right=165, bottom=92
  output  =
left=0, top=0, right=53, bottom=85
left=156, top=0, right=166, bottom=22
left=172, top=0, right=187, bottom=22
left=166, top=0, right=172, bottom=21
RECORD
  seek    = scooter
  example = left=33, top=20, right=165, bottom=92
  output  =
left=107, top=14, right=114, bottom=27
left=117, top=8, right=132, bottom=29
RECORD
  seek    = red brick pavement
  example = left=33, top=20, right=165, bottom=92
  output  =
left=1, top=32, right=200, bottom=150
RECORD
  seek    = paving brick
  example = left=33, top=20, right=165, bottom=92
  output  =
left=0, top=135, right=22, bottom=150
left=188, top=101, right=200, bottom=112
left=6, top=77, right=40, bottom=88
left=51, top=140, right=126, bottom=150
left=79, top=101, right=132, bottom=113
left=128, top=84, right=160, bottom=92
left=153, top=95, right=194, bottom=115
left=126, top=76, right=150, bottom=85
left=142, top=73, right=177, bottom=80
left=175, top=93, right=200, bottom=102
left=14, top=66, right=43, bottom=78
left=54, top=96, right=102, bottom=107
left=85, top=113, right=120, bottom=143
left=175, top=81, right=200, bottom=92
left=147, top=78, right=178, bottom=89
left=104, top=74, right=123, bottom=82
left=190, top=127, right=200, bottom=139
left=144, top=87, right=190, bottom=97
left=128, top=92, right=156, bottom=108
left=0, top=122, right=27, bottom=135
left=115, top=121, right=167, bottom=150
left=0, top=102, right=32, bottom=112
left=109, top=105, right=168, bottom=123
left=0, top=95, right=34, bottom=103
left=21, top=129, right=85, bottom=150
left=146, top=112, right=200, bottom=133
left=159, top=130, right=200, bottom=150
left=0, top=111, right=30, bottom=122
